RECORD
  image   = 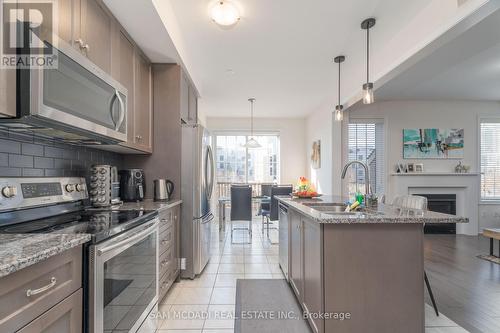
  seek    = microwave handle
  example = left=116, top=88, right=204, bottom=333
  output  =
left=114, top=90, right=125, bottom=131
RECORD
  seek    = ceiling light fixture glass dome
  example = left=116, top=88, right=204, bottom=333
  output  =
left=211, top=1, right=240, bottom=27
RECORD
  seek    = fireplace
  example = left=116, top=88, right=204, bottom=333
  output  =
left=415, top=194, right=457, bottom=234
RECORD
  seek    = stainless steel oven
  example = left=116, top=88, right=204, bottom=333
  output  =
left=89, top=218, right=159, bottom=333
left=1, top=37, right=127, bottom=145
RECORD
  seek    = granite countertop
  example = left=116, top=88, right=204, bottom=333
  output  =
left=277, top=195, right=469, bottom=224
left=110, top=199, right=182, bottom=212
left=0, top=234, right=91, bottom=278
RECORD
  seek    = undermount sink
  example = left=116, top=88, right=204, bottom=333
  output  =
left=303, top=203, right=347, bottom=212
left=302, top=202, right=382, bottom=217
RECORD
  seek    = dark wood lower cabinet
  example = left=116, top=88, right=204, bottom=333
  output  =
left=18, top=289, right=82, bottom=333
left=158, top=204, right=181, bottom=302
left=302, top=218, right=323, bottom=333
left=284, top=203, right=425, bottom=333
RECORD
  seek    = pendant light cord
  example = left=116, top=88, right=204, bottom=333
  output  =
left=338, top=60, right=341, bottom=106
left=366, top=26, right=370, bottom=83
left=250, top=99, right=254, bottom=138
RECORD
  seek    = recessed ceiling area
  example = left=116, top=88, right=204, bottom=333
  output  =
left=166, top=0, right=439, bottom=118
left=105, top=0, right=476, bottom=118
left=376, top=6, right=500, bottom=101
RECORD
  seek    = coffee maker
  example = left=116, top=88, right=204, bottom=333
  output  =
left=119, top=169, right=146, bottom=202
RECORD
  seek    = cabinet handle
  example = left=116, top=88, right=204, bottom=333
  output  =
left=74, top=38, right=84, bottom=47
left=81, top=44, right=89, bottom=51
left=161, top=240, right=169, bottom=245
left=135, top=135, right=143, bottom=141
left=26, top=277, right=57, bottom=297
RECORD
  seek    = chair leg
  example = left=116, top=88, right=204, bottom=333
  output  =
left=262, top=215, right=264, bottom=234
left=230, top=218, right=233, bottom=243
left=424, top=271, right=439, bottom=316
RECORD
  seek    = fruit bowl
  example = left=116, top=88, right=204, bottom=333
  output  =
left=292, top=192, right=322, bottom=199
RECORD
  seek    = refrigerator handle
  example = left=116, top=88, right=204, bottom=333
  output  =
left=205, top=145, right=215, bottom=200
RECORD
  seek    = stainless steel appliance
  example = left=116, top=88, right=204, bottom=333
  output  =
left=154, top=179, right=174, bottom=201
left=278, top=202, right=289, bottom=280
left=89, top=165, right=121, bottom=207
left=181, top=125, right=215, bottom=278
left=0, top=177, right=159, bottom=333
left=119, top=169, right=146, bottom=202
left=0, top=37, right=127, bottom=145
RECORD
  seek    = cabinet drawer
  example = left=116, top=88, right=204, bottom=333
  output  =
left=17, top=289, right=82, bottom=333
left=159, top=210, right=173, bottom=234
left=159, top=225, right=173, bottom=254
left=159, top=245, right=174, bottom=276
left=0, top=247, right=82, bottom=333
left=158, top=264, right=177, bottom=302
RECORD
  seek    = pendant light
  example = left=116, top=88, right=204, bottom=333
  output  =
left=210, top=1, right=240, bottom=27
left=242, top=98, right=261, bottom=148
left=334, top=55, right=345, bottom=122
left=361, top=18, right=376, bottom=104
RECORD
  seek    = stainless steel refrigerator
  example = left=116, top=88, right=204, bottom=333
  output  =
left=181, top=124, right=215, bottom=278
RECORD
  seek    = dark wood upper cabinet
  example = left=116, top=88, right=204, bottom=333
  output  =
left=79, top=0, right=113, bottom=72
left=111, top=29, right=136, bottom=145
left=133, top=51, right=153, bottom=151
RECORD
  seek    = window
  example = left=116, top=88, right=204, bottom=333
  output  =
left=347, top=120, right=385, bottom=197
left=215, top=134, right=280, bottom=183
left=480, top=121, right=500, bottom=200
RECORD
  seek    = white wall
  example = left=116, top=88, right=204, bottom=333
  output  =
left=206, top=117, right=306, bottom=185
left=345, top=100, right=500, bottom=232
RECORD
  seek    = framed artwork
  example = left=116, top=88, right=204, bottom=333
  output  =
left=403, top=128, right=464, bottom=159
left=311, top=140, right=321, bottom=169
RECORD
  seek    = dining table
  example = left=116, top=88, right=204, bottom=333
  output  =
left=217, top=195, right=271, bottom=231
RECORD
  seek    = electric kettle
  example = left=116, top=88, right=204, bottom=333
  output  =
left=153, top=179, right=174, bottom=201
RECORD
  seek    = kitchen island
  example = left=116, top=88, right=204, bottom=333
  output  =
left=276, top=196, right=467, bottom=333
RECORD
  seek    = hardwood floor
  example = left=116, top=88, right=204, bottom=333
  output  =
left=424, top=235, right=500, bottom=333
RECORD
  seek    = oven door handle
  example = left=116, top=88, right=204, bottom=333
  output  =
left=97, top=220, right=158, bottom=256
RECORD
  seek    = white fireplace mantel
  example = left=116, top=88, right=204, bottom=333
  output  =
left=389, top=173, right=480, bottom=235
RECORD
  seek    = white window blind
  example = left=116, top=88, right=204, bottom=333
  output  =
left=480, top=121, right=500, bottom=200
left=347, top=121, right=385, bottom=197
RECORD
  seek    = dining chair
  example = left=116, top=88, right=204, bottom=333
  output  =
left=259, top=184, right=274, bottom=233
left=392, top=195, right=439, bottom=316
left=230, top=185, right=252, bottom=243
left=266, top=185, right=293, bottom=243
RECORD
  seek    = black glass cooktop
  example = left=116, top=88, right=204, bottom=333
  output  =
left=0, top=209, right=158, bottom=243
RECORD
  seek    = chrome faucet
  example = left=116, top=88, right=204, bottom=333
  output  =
left=341, top=160, right=371, bottom=196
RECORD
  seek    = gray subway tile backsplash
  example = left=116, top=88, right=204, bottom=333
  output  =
left=9, top=154, right=33, bottom=168
left=0, top=138, right=21, bottom=154
left=0, top=153, right=7, bottom=167
left=0, top=130, right=123, bottom=179
left=21, top=143, right=44, bottom=156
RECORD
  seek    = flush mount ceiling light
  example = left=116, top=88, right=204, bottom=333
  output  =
left=361, top=18, right=376, bottom=104
left=242, top=98, right=261, bottom=149
left=211, top=1, right=240, bottom=27
left=334, top=55, right=345, bottom=122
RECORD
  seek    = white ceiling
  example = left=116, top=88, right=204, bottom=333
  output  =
left=165, top=0, right=439, bottom=118
left=376, top=7, right=500, bottom=101
left=105, top=0, right=478, bottom=118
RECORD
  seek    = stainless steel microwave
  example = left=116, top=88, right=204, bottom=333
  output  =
left=0, top=37, right=127, bottom=145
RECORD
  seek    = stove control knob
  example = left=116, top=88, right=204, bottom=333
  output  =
left=90, top=182, right=98, bottom=189
left=98, top=197, right=105, bottom=203
left=1, top=186, right=17, bottom=198
left=76, top=184, right=85, bottom=192
left=99, top=169, right=106, bottom=174
left=90, top=190, right=97, bottom=196
left=65, top=184, right=75, bottom=193
left=90, top=176, right=98, bottom=182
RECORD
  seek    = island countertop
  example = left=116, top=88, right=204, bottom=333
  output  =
left=0, top=233, right=91, bottom=278
left=277, top=195, right=468, bottom=224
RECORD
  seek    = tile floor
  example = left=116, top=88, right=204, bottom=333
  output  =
left=155, top=215, right=469, bottom=333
